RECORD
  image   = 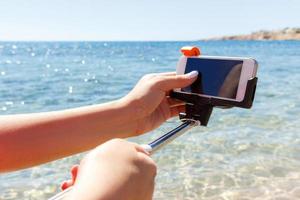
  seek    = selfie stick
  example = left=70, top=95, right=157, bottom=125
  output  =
left=49, top=46, right=258, bottom=200
left=49, top=119, right=200, bottom=200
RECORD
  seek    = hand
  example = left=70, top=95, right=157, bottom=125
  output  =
left=64, top=139, right=157, bottom=200
left=122, top=71, right=198, bottom=135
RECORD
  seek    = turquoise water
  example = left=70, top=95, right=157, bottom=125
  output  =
left=0, top=41, right=300, bottom=199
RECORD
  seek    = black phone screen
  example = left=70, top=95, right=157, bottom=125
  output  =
left=183, top=58, right=243, bottom=99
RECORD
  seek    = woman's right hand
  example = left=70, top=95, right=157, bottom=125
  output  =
left=121, top=71, right=198, bottom=136
left=66, top=139, right=157, bottom=200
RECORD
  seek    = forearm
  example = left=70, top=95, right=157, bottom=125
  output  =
left=0, top=98, right=140, bottom=172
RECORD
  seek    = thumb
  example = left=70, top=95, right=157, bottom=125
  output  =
left=157, top=71, right=198, bottom=91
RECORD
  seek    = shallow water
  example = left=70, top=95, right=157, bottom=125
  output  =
left=0, top=41, right=300, bottom=199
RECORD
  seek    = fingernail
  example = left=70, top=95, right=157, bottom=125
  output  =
left=186, top=71, right=198, bottom=79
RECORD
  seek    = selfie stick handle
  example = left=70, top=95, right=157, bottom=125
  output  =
left=48, top=119, right=200, bottom=200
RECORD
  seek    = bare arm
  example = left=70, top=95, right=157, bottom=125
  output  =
left=0, top=99, right=139, bottom=172
left=0, top=71, right=197, bottom=172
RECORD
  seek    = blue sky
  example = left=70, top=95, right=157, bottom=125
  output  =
left=0, top=0, right=299, bottom=41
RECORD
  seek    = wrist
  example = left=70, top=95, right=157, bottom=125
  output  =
left=118, top=96, right=149, bottom=137
left=118, top=95, right=146, bottom=121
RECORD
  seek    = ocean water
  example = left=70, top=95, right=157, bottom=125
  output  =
left=0, top=41, right=299, bottom=200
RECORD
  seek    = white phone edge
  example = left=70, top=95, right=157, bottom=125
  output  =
left=175, top=55, right=258, bottom=102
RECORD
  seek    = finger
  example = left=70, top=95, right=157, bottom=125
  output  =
left=170, top=105, right=186, bottom=118
left=61, top=179, right=73, bottom=191
left=167, top=97, right=185, bottom=107
left=165, top=89, right=182, bottom=96
left=158, top=71, right=176, bottom=76
left=60, top=164, right=79, bottom=191
left=131, top=143, right=151, bottom=156
left=71, top=165, right=79, bottom=183
left=156, top=71, right=198, bottom=91
left=148, top=72, right=176, bottom=78
left=137, top=152, right=157, bottom=176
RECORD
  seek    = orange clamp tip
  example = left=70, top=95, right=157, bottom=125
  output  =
left=180, top=46, right=201, bottom=56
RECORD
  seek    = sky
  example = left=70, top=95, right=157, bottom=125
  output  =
left=0, top=0, right=299, bottom=41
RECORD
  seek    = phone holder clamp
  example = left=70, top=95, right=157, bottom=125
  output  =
left=170, top=46, right=258, bottom=126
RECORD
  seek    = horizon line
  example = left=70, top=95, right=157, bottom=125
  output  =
left=0, top=40, right=298, bottom=43
left=0, top=39, right=199, bottom=42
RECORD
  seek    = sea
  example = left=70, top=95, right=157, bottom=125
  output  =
left=0, top=41, right=299, bottom=200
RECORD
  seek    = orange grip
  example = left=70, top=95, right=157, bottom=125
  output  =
left=180, top=46, right=201, bottom=56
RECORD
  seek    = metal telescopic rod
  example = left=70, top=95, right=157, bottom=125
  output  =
left=141, top=120, right=200, bottom=154
left=48, top=120, right=200, bottom=200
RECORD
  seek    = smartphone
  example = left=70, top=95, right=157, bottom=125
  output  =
left=176, top=56, right=258, bottom=102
